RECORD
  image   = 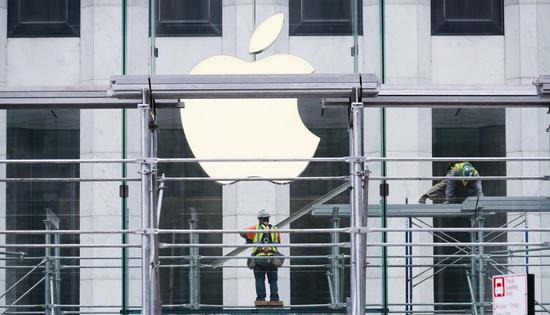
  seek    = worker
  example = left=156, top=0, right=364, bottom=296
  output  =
left=240, top=209, right=282, bottom=305
left=444, top=161, right=483, bottom=204
left=418, top=162, right=453, bottom=204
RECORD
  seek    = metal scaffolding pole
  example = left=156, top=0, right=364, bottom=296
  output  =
left=138, top=90, right=161, bottom=315
left=188, top=209, right=200, bottom=309
left=139, top=95, right=151, bottom=315
left=476, top=207, right=486, bottom=315
left=44, top=210, right=60, bottom=315
left=350, top=88, right=367, bottom=315
left=330, top=206, right=342, bottom=308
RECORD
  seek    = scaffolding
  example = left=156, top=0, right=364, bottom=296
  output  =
left=0, top=73, right=549, bottom=314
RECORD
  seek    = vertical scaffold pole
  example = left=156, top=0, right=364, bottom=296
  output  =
left=470, top=215, right=478, bottom=315
left=44, top=220, right=52, bottom=315
left=189, top=208, right=200, bottom=309
left=331, top=206, right=341, bottom=308
left=44, top=209, right=59, bottom=315
left=150, top=105, right=161, bottom=315
left=139, top=90, right=152, bottom=315
left=477, top=208, right=485, bottom=315
left=350, top=87, right=366, bottom=315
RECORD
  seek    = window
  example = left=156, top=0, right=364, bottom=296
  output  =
left=7, top=0, right=80, bottom=38
left=290, top=0, right=363, bottom=36
left=432, top=108, right=506, bottom=311
left=155, top=0, right=222, bottom=37
left=431, top=0, right=504, bottom=35
left=6, top=109, right=80, bottom=311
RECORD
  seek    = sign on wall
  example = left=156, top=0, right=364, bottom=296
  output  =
left=492, top=274, right=534, bottom=315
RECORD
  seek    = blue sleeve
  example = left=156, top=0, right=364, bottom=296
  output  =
left=475, top=180, right=483, bottom=196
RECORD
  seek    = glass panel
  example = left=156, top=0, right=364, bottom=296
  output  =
left=143, top=0, right=361, bottom=311
left=537, top=2, right=550, bottom=308
left=157, top=108, right=223, bottom=305
left=5, top=109, right=80, bottom=313
left=432, top=108, right=506, bottom=311
left=289, top=99, right=350, bottom=305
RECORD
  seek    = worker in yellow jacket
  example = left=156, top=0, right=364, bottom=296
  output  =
left=240, top=209, right=281, bottom=303
left=445, top=161, right=483, bottom=203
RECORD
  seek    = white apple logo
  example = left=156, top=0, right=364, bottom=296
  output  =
left=181, top=14, right=320, bottom=183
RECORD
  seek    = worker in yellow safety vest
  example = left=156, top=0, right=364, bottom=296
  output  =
left=445, top=161, right=483, bottom=203
left=419, top=161, right=483, bottom=204
left=240, top=209, right=281, bottom=302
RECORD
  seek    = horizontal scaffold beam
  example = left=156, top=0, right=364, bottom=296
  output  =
left=109, top=73, right=379, bottom=99
left=0, top=85, right=180, bottom=109
left=311, top=196, right=550, bottom=218
left=1, top=74, right=550, bottom=109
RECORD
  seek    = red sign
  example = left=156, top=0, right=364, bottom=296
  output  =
left=493, top=276, right=505, bottom=298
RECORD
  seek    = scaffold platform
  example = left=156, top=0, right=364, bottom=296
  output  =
left=122, top=306, right=386, bottom=314
left=312, top=196, right=550, bottom=218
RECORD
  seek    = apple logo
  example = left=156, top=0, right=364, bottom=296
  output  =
left=180, top=14, right=320, bottom=183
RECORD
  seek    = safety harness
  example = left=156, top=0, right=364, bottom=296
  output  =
left=252, top=223, right=279, bottom=256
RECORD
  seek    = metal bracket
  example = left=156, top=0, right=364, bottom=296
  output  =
left=136, top=158, right=158, bottom=164
left=137, top=228, right=158, bottom=235
left=351, top=101, right=364, bottom=109
left=345, top=156, right=367, bottom=163
left=348, top=227, right=369, bottom=234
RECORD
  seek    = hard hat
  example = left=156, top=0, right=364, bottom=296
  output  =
left=257, top=209, right=271, bottom=219
left=461, top=163, right=477, bottom=187
left=462, top=164, right=476, bottom=177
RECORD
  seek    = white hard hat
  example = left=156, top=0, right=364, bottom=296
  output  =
left=257, top=209, right=271, bottom=219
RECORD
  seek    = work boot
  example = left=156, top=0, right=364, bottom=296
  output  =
left=418, top=194, right=428, bottom=204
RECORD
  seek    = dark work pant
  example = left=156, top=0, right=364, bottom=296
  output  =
left=254, top=263, right=279, bottom=301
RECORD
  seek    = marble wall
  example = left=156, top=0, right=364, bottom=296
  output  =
left=0, top=0, right=6, bottom=305
left=504, top=0, right=550, bottom=306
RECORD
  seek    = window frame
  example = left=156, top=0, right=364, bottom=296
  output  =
left=431, top=0, right=504, bottom=36
left=289, top=0, right=363, bottom=36
left=7, top=0, right=80, bottom=38
left=155, top=0, right=222, bottom=37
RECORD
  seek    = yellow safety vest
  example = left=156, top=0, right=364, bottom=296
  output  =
left=252, top=223, right=279, bottom=256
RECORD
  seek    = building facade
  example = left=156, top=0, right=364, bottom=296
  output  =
left=0, top=0, right=549, bottom=313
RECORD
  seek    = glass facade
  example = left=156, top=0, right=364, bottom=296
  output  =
left=5, top=109, right=80, bottom=311
left=0, top=0, right=549, bottom=314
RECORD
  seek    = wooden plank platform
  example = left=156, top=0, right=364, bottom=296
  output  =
left=255, top=300, right=284, bottom=307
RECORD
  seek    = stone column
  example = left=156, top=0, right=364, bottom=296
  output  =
left=0, top=0, right=7, bottom=305
left=505, top=0, right=550, bottom=304
left=0, top=110, right=5, bottom=307
left=506, top=108, right=550, bottom=301
left=126, top=0, right=149, bottom=308
left=364, top=0, right=433, bottom=311
left=505, top=0, right=540, bottom=85
left=79, top=1, right=123, bottom=313
left=222, top=182, right=290, bottom=305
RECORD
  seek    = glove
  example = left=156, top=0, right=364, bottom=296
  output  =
left=245, top=238, right=253, bottom=244
left=418, top=194, right=427, bottom=204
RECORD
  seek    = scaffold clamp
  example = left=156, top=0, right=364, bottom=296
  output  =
left=137, top=228, right=159, bottom=235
